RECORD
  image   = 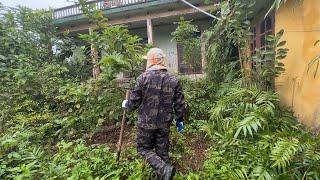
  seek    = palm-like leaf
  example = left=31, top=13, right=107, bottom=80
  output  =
left=270, top=138, right=300, bottom=170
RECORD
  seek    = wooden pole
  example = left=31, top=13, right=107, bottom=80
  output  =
left=116, top=90, right=130, bottom=162
left=147, top=18, right=153, bottom=45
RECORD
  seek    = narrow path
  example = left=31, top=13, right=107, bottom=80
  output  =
left=89, top=123, right=210, bottom=173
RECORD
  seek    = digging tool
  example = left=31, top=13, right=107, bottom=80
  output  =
left=116, top=90, right=130, bottom=162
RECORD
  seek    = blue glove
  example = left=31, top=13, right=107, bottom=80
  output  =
left=175, top=118, right=184, bottom=133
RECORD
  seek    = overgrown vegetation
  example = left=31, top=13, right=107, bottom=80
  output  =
left=175, top=0, right=320, bottom=179
left=0, top=3, right=147, bottom=179
left=1, top=0, right=319, bottom=179
left=202, top=84, right=320, bottom=179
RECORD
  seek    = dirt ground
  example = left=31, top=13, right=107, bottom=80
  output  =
left=177, top=133, right=209, bottom=173
left=90, top=123, right=135, bottom=150
left=90, top=123, right=209, bottom=173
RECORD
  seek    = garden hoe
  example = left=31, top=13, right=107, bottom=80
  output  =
left=116, top=90, right=130, bottom=162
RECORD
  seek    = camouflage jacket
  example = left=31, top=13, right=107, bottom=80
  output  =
left=127, top=69, right=186, bottom=129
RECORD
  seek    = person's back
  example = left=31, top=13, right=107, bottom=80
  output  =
left=122, top=48, right=186, bottom=180
left=128, top=69, right=185, bottom=129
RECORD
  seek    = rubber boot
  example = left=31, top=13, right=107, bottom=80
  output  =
left=161, top=164, right=176, bottom=180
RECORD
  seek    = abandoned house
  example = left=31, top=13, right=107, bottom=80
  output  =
left=54, top=0, right=320, bottom=129
left=54, top=0, right=217, bottom=74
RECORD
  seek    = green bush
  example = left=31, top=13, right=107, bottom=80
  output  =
left=201, top=84, right=320, bottom=179
left=0, top=138, right=153, bottom=179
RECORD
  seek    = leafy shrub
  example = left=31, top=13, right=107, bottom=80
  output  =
left=0, top=4, right=149, bottom=179
left=45, top=140, right=153, bottom=179
left=56, top=79, right=123, bottom=139
left=0, top=138, right=153, bottom=179
left=201, top=84, right=320, bottom=179
left=181, top=78, right=217, bottom=122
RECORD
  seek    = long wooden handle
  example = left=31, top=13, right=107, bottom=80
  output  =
left=116, top=90, right=130, bottom=162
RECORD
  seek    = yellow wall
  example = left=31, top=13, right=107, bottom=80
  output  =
left=275, top=0, right=320, bottom=130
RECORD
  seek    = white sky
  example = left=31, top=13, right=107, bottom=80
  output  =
left=0, top=0, right=75, bottom=9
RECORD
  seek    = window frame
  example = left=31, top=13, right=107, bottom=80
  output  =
left=251, top=13, right=275, bottom=51
left=176, top=31, right=203, bottom=75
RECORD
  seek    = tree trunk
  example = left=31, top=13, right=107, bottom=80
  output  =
left=90, top=28, right=101, bottom=79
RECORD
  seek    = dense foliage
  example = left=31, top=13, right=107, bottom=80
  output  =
left=202, top=84, right=320, bottom=179
left=0, top=4, right=146, bottom=179
left=1, top=0, right=319, bottom=179
left=174, top=0, right=320, bottom=179
left=179, top=79, right=320, bottom=179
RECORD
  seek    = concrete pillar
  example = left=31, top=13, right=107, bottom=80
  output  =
left=147, top=18, right=154, bottom=45
left=201, top=34, right=207, bottom=74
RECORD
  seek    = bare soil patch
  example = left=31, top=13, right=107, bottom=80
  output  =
left=90, top=123, right=135, bottom=150
left=90, top=124, right=210, bottom=172
left=174, top=133, right=210, bottom=173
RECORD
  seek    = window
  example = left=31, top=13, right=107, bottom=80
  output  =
left=177, top=32, right=202, bottom=74
left=250, top=14, right=275, bottom=71
left=251, top=15, right=275, bottom=51
left=251, top=13, right=276, bottom=88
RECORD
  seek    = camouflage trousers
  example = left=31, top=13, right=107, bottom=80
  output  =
left=137, top=127, right=170, bottom=176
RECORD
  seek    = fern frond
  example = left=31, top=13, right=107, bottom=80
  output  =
left=234, top=114, right=264, bottom=139
left=270, top=138, right=300, bottom=170
left=210, top=102, right=226, bottom=121
left=231, top=168, right=248, bottom=180
left=251, top=166, right=273, bottom=180
left=304, top=148, right=320, bottom=164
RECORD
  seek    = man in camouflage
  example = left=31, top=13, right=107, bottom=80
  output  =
left=122, top=48, right=186, bottom=180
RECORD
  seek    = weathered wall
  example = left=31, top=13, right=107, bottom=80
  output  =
left=153, top=25, right=179, bottom=73
left=275, top=0, right=320, bottom=129
left=130, top=24, right=178, bottom=73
